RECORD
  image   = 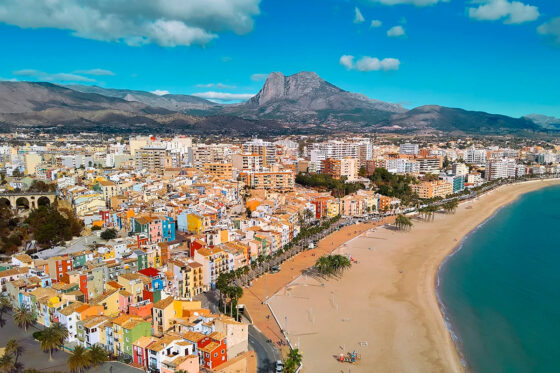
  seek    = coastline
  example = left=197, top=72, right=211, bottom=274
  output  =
left=266, top=179, right=560, bottom=372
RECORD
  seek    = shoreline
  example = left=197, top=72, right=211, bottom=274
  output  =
left=266, top=179, right=560, bottom=372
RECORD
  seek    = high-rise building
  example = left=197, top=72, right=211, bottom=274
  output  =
left=242, top=138, right=276, bottom=167
left=399, top=143, right=419, bottom=155
left=135, top=146, right=166, bottom=172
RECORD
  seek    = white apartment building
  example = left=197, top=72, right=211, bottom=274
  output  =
left=465, top=148, right=487, bottom=166
left=399, top=143, right=419, bottom=155
left=242, top=138, right=276, bottom=167
left=385, top=158, right=420, bottom=174
left=486, top=159, right=517, bottom=180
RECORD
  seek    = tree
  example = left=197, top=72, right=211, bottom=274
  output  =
left=0, top=296, right=11, bottom=327
left=284, top=348, right=303, bottom=373
left=87, top=344, right=108, bottom=367
left=395, top=214, right=413, bottom=231
left=37, top=323, right=67, bottom=360
left=0, top=353, right=14, bottom=373
left=14, top=306, right=36, bottom=333
left=100, top=228, right=118, bottom=240
left=68, top=345, right=91, bottom=373
left=245, top=207, right=252, bottom=218
left=5, top=338, right=23, bottom=371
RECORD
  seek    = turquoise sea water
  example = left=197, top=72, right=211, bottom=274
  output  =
left=438, top=184, right=560, bottom=373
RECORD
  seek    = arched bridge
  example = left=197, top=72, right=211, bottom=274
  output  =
left=0, top=192, right=57, bottom=210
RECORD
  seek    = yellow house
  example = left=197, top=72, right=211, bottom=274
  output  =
left=118, top=273, right=150, bottom=303
left=327, top=199, right=340, bottom=217
left=90, top=289, right=120, bottom=317
left=187, top=213, right=204, bottom=234
left=173, top=299, right=203, bottom=318
left=220, top=229, right=229, bottom=243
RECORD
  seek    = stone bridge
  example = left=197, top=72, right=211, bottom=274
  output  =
left=0, top=192, right=57, bottom=210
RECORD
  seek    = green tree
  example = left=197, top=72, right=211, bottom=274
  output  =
left=37, top=323, right=68, bottom=360
left=13, top=306, right=36, bottom=333
left=87, top=344, right=108, bottom=367
left=68, top=345, right=91, bottom=373
left=395, top=214, right=413, bottom=231
left=0, top=353, right=14, bottom=373
left=100, top=228, right=118, bottom=240
left=284, top=348, right=303, bottom=373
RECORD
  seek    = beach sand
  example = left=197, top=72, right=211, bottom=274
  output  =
left=267, top=179, right=560, bottom=372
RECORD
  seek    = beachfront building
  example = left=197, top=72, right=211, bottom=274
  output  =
left=411, top=180, right=453, bottom=199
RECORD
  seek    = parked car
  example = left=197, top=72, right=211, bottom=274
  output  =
left=275, top=360, right=284, bottom=372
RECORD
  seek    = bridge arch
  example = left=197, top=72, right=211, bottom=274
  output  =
left=0, top=197, right=10, bottom=208
left=37, top=196, right=51, bottom=207
left=15, top=197, right=30, bottom=210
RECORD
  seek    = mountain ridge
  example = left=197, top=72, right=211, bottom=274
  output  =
left=0, top=73, right=556, bottom=135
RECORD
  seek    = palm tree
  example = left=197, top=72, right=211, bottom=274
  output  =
left=284, top=348, right=303, bottom=373
left=87, top=344, right=108, bottom=367
left=68, top=345, right=91, bottom=373
left=37, top=324, right=66, bottom=361
left=0, top=296, right=11, bottom=327
left=14, top=306, right=36, bottom=333
left=395, top=214, right=412, bottom=231
left=51, top=322, right=69, bottom=342
left=0, top=353, right=14, bottom=373
left=5, top=338, right=24, bottom=364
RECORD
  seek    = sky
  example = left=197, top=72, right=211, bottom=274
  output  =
left=0, top=0, right=559, bottom=118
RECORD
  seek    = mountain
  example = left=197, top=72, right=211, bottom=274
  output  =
left=524, top=114, right=560, bottom=130
left=383, top=105, right=540, bottom=134
left=66, top=85, right=220, bottom=112
left=0, top=75, right=553, bottom=135
left=0, top=81, right=284, bottom=134
left=223, top=71, right=406, bottom=124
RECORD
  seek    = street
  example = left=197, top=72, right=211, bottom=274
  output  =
left=248, top=325, right=281, bottom=373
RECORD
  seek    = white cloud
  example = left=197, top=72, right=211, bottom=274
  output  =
left=339, top=55, right=400, bottom=72
left=151, top=90, right=170, bottom=96
left=538, top=17, right=560, bottom=45
left=468, top=0, right=539, bottom=24
left=387, top=25, right=406, bottom=37
left=75, top=68, right=115, bottom=76
left=0, top=0, right=260, bottom=47
left=370, top=20, right=383, bottom=28
left=192, top=91, right=255, bottom=101
left=196, top=83, right=236, bottom=89
left=339, top=55, right=355, bottom=69
left=354, top=7, right=365, bottom=23
left=250, top=73, right=268, bottom=81
left=12, top=69, right=95, bottom=82
left=0, top=77, right=18, bottom=82
left=367, top=0, right=448, bottom=6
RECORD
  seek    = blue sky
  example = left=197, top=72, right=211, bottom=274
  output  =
left=0, top=0, right=559, bottom=118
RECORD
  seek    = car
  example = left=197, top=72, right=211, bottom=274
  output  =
left=275, top=360, right=284, bottom=372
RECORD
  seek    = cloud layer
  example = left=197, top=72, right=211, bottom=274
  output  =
left=0, top=0, right=260, bottom=47
left=192, top=91, right=255, bottom=101
left=13, top=69, right=95, bottom=82
left=151, top=90, right=170, bottom=96
left=367, top=0, right=448, bottom=6
left=468, top=0, right=539, bottom=24
left=339, top=55, right=400, bottom=71
left=75, top=68, right=115, bottom=76
left=538, top=17, right=560, bottom=45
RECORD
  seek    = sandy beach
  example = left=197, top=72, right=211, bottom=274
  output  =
left=267, top=179, right=560, bottom=372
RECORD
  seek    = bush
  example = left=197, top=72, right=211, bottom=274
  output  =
left=100, top=228, right=118, bottom=240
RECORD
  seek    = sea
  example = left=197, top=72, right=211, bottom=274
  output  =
left=438, top=184, right=560, bottom=373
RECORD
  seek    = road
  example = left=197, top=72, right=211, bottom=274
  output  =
left=249, top=325, right=281, bottom=373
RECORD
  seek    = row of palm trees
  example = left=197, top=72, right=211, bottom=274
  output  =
left=217, top=215, right=345, bottom=292
left=314, top=254, right=352, bottom=276
left=395, top=214, right=413, bottom=231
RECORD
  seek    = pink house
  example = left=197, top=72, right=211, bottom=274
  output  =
left=149, top=218, right=163, bottom=244
left=118, top=290, right=132, bottom=314
left=161, top=355, right=199, bottom=373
